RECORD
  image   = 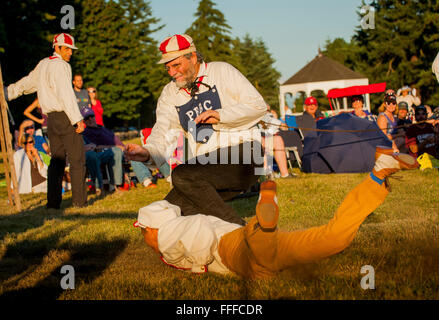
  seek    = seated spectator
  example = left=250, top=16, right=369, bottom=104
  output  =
left=131, top=161, right=171, bottom=188
left=396, top=85, right=421, bottom=117
left=303, top=96, right=324, bottom=122
left=81, top=107, right=128, bottom=192
left=393, top=101, right=413, bottom=154
left=84, top=142, right=117, bottom=196
left=88, top=86, right=104, bottom=126
left=377, top=93, right=399, bottom=152
left=18, top=119, right=50, bottom=156
left=13, top=133, right=47, bottom=194
left=405, top=105, right=439, bottom=158
left=259, top=106, right=295, bottom=178
left=350, top=95, right=376, bottom=122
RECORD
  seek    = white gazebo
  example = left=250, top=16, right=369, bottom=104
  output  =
left=279, top=53, right=369, bottom=118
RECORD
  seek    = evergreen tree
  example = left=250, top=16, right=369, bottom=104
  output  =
left=185, top=0, right=237, bottom=66
left=233, top=34, right=281, bottom=110
left=72, top=0, right=165, bottom=127
left=324, top=0, right=439, bottom=109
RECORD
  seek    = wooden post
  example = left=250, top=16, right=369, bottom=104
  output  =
left=0, top=64, right=22, bottom=211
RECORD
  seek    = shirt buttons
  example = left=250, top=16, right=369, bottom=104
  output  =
left=194, top=96, right=198, bottom=100
left=189, top=128, right=194, bottom=132
left=212, top=89, right=216, bottom=93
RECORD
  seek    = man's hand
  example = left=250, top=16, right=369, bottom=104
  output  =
left=195, top=110, right=220, bottom=124
left=84, top=143, right=96, bottom=152
left=124, top=143, right=150, bottom=162
left=75, top=120, right=85, bottom=133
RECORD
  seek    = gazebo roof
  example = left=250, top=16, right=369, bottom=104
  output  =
left=282, top=54, right=366, bottom=86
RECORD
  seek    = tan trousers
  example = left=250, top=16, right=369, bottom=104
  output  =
left=218, top=176, right=388, bottom=278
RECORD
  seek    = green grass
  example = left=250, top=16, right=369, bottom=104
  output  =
left=0, top=165, right=438, bottom=300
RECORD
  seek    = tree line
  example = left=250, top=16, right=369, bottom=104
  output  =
left=323, top=0, right=439, bottom=112
left=0, top=0, right=281, bottom=130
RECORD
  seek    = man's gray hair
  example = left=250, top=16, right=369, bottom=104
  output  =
left=184, top=51, right=204, bottom=63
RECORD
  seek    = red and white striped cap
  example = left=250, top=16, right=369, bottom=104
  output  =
left=158, top=34, right=196, bottom=64
left=52, top=33, right=78, bottom=50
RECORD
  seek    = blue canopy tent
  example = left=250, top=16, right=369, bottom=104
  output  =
left=301, top=113, right=392, bottom=173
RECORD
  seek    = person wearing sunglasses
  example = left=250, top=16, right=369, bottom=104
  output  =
left=18, top=119, right=50, bottom=157
left=377, top=93, right=399, bottom=153
left=87, top=87, right=104, bottom=126
left=405, top=105, right=439, bottom=158
left=13, top=133, right=48, bottom=194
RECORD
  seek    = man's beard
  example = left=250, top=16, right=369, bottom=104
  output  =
left=173, top=64, right=197, bottom=89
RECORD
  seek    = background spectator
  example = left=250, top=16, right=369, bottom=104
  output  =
left=18, top=119, right=50, bottom=156
left=406, top=105, right=438, bottom=158
left=23, top=98, right=49, bottom=139
left=393, top=101, right=412, bottom=154
left=82, top=107, right=129, bottom=192
left=72, top=74, right=91, bottom=111
left=396, top=85, right=421, bottom=117
left=13, top=133, right=47, bottom=194
left=377, top=93, right=399, bottom=152
left=88, top=86, right=104, bottom=126
left=303, top=96, right=324, bottom=121
left=350, top=95, right=376, bottom=122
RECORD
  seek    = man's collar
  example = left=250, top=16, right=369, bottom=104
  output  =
left=175, top=62, right=208, bottom=94
left=51, top=52, right=62, bottom=60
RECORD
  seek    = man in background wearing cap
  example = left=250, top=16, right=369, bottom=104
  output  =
left=303, top=96, right=324, bottom=122
left=3, top=33, right=87, bottom=209
left=396, top=85, right=421, bottom=117
left=393, top=101, right=412, bottom=154
left=125, top=34, right=267, bottom=226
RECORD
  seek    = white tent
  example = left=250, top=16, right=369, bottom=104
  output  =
left=279, top=53, right=369, bottom=118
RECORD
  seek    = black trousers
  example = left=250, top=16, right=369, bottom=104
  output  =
left=47, top=112, right=87, bottom=208
left=164, top=141, right=263, bottom=225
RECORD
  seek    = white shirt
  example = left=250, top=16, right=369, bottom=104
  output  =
left=433, top=52, right=439, bottom=83
left=13, top=149, right=47, bottom=194
left=7, top=52, right=83, bottom=125
left=144, top=61, right=267, bottom=168
left=157, top=213, right=241, bottom=274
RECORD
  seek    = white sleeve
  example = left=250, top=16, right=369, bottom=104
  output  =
left=7, top=67, right=38, bottom=101
left=144, top=90, right=181, bottom=168
left=433, top=52, right=439, bottom=83
left=53, top=62, right=83, bottom=125
left=213, top=63, right=267, bottom=131
left=159, top=215, right=217, bottom=273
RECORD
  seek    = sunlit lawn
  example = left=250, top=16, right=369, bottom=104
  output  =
left=0, top=153, right=438, bottom=300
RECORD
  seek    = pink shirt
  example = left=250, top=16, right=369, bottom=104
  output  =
left=91, top=100, right=104, bottom=126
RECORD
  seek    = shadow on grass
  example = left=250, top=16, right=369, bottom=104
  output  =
left=0, top=231, right=128, bottom=300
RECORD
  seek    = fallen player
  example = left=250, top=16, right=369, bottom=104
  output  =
left=134, top=146, right=419, bottom=278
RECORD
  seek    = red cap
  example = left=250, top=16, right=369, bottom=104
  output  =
left=305, top=96, right=318, bottom=106
left=158, top=34, right=196, bottom=64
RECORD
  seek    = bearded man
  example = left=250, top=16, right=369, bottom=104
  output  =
left=125, top=34, right=267, bottom=225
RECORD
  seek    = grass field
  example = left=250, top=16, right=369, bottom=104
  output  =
left=0, top=154, right=438, bottom=300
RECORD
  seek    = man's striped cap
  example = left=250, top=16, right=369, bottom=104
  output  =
left=158, top=34, right=196, bottom=64
left=52, top=33, right=78, bottom=50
